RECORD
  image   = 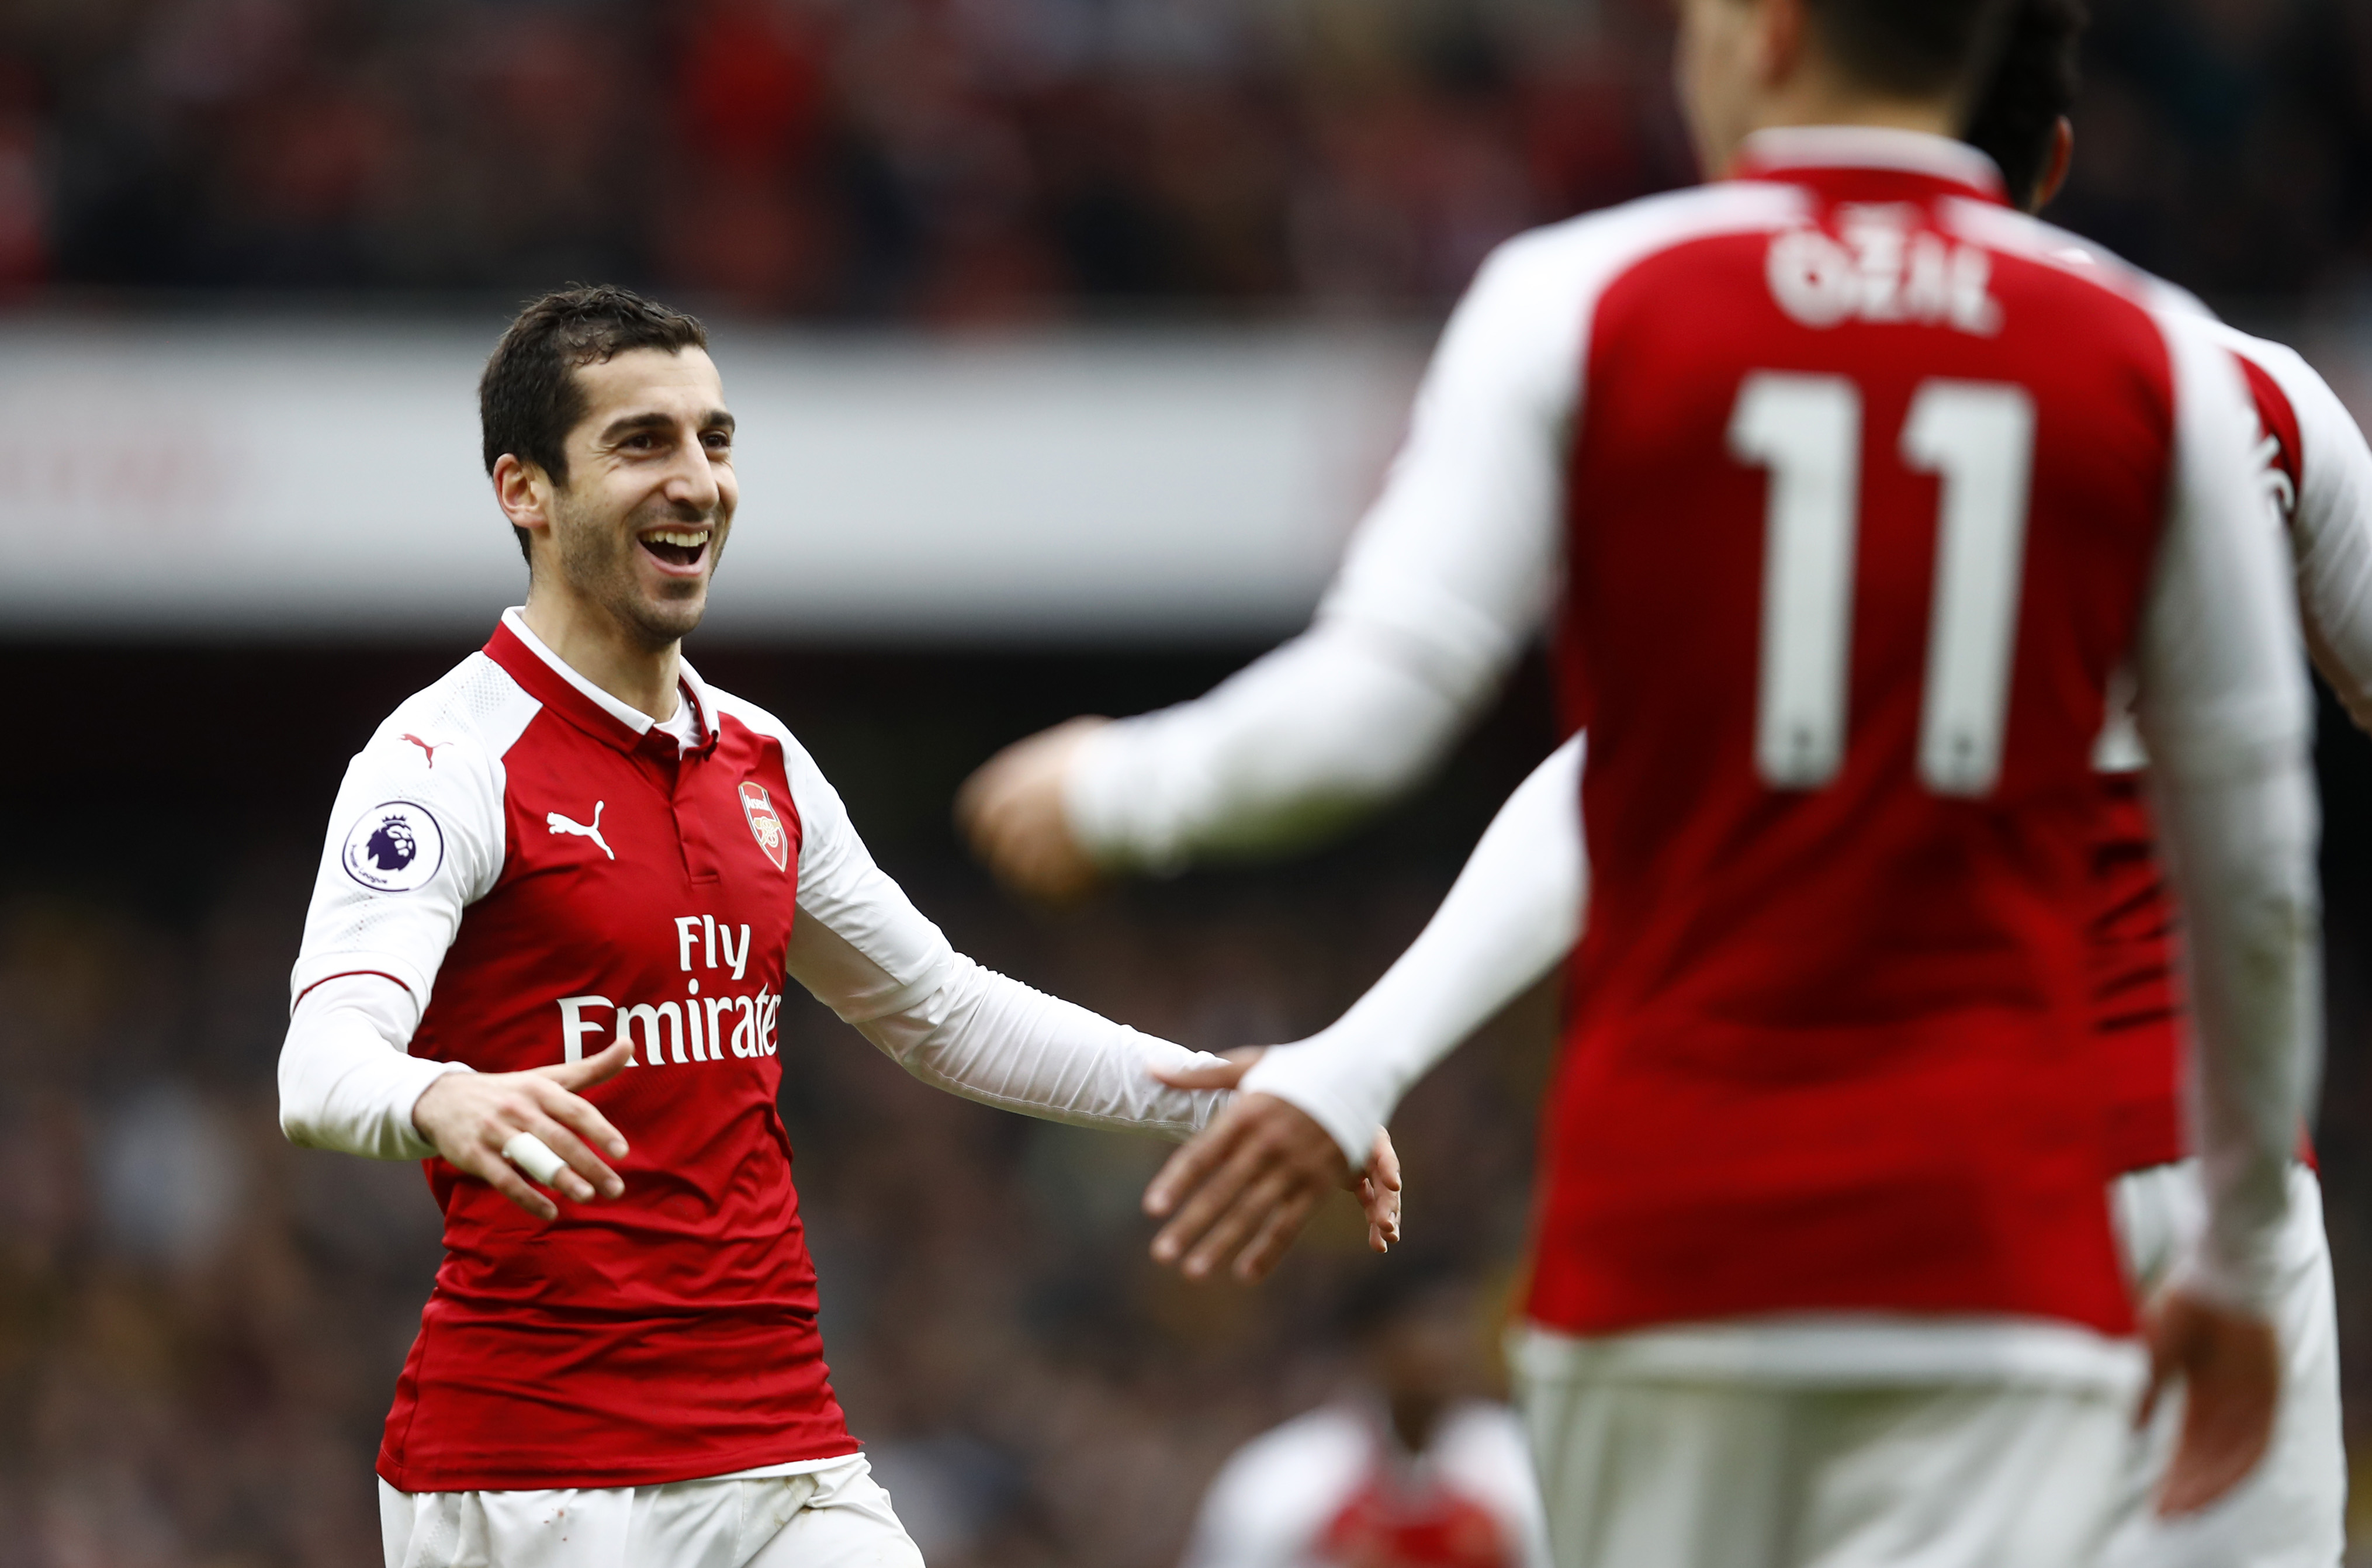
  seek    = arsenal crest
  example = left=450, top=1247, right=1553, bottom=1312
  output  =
left=739, top=780, right=789, bottom=872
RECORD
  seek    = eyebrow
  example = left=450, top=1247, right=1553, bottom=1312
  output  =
left=597, top=409, right=736, bottom=444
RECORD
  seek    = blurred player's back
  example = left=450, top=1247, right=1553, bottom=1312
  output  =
left=1533, top=146, right=2172, bottom=1339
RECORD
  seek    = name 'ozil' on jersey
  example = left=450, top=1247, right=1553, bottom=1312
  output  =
left=1533, top=133, right=2280, bottom=1341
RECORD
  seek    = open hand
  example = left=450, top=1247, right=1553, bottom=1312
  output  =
left=411, top=1039, right=635, bottom=1221
left=955, top=716, right=1109, bottom=904
left=2138, top=1285, right=2283, bottom=1516
left=1142, top=1049, right=1402, bottom=1282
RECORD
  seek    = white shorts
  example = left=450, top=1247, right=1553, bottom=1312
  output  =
left=2106, top=1159, right=2346, bottom=1568
left=1511, top=1349, right=2129, bottom=1568
left=378, top=1453, right=924, bottom=1568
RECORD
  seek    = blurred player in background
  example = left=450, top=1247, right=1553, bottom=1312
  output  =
left=1110, top=3, right=2366, bottom=1563
left=275, top=285, right=1398, bottom=1568
left=1921, top=4, right=2354, bottom=1560
left=1179, top=1265, right=1551, bottom=1568
left=972, top=0, right=2323, bottom=1563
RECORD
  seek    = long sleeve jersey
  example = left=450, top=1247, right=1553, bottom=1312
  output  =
left=281, top=608, right=1227, bottom=1491
left=1081, top=129, right=2321, bottom=1383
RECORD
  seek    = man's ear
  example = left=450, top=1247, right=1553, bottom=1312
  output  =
left=1756, top=0, right=1809, bottom=90
left=493, top=453, right=554, bottom=534
left=2032, top=117, right=2075, bottom=213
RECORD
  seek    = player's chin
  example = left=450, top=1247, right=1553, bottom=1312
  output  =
left=631, top=579, right=711, bottom=643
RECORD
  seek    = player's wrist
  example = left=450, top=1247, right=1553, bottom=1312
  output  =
left=1238, top=1050, right=1381, bottom=1172
left=406, top=1062, right=479, bottom=1143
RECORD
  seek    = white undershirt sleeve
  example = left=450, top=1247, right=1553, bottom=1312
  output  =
left=1241, top=736, right=1586, bottom=1166
left=2134, top=314, right=2323, bottom=1316
left=776, top=725, right=1232, bottom=1137
left=280, top=972, right=465, bottom=1159
left=1064, top=230, right=1588, bottom=873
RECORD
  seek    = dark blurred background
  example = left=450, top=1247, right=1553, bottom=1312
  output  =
left=5, top=1, right=2372, bottom=1564
left=9, top=0, right=2368, bottom=318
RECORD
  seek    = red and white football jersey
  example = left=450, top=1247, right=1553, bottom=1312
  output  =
left=1487, top=131, right=2297, bottom=1339
left=1179, top=1401, right=1551, bottom=1568
left=289, top=611, right=1224, bottom=1492
left=1214, top=129, right=2308, bottom=1373
left=309, top=617, right=847, bottom=1490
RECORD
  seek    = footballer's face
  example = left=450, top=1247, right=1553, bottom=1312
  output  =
left=545, top=347, right=737, bottom=649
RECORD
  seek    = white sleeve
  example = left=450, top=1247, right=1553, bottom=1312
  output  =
left=279, top=973, right=465, bottom=1159
left=1241, top=736, right=1585, bottom=1165
left=2134, top=314, right=2323, bottom=1315
left=2229, top=331, right=2372, bottom=730
left=276, top=723, right=508, bottom=1158
left=778, top=731, right=1232, bottom=1137
left=1064, top=233, right=1583, bottom=873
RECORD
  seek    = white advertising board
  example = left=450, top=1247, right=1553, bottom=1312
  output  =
left=0, top=319, right=1428, bottom=639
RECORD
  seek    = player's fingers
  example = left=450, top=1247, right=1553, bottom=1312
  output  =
left=450, top=1141, right=559, bottom=1221
left=1357, top=1172, right=1402, bottom=1246
left=514, top=1110, right=621, bottom=1202
left=1231, top=1188, right=1322, bottom=1282
left=1151, top=1047, right=1265, bottom=1093
left=2153, top=1303, right=2279, bottom=1516
left=539, top=1039, right=635, bottom=1099
left=1144, top=1110, right=1251, bottom=1219
left=1181, top=1164, right=1302, bottom=1281
left=524, top=1073, right=631, bottom=1161
left=1149, top=1133, right=1272, bottom=1265
left=2160, top=1390, right=2276, bottom=1514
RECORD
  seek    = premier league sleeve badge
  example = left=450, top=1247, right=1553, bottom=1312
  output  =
left=341, top=801, right=447, bottom=892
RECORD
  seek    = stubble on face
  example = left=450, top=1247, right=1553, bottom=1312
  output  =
left=548, top=480, right=723, bottom=650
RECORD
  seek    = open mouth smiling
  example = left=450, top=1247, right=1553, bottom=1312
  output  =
left=639, top=526, right=711, bottom=570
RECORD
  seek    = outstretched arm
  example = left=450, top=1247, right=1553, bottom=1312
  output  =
left=960, top=233, right=1588, bottom=897
left=1142, top=735, right=1587, bottom=1280
left=780, top=726, right=1235, bottom=1136
left=769, top=718, right=1404, bottom=1251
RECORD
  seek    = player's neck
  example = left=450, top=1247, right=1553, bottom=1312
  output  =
left=519, top=587, right=683, bottom=723
left=1724, top=80, right=1960, bottom=174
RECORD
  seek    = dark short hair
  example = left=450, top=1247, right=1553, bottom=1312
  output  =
left=1805, top=0, right=2017, bottom=101
left=1962, top=0, right=2087, bottom=210
left=479, top=284, right=709, bottom=563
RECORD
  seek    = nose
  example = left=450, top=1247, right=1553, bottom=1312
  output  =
left=663, top=431, right=722, bottom=514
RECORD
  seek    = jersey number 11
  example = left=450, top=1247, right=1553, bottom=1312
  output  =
left=1729, top=371, right=2038, bottom=799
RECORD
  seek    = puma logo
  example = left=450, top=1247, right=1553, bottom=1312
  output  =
left=402, top=733, right=444, bottom=767
left=547, top=802, right=615, bottom=861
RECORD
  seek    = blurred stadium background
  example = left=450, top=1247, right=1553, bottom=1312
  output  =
left=4, top=0, right=2372, bottom=1562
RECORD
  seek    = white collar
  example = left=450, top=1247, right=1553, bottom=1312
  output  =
left=1736, top=126, right=2006, bottom=196
left=500, top=606, right=709, bottom=740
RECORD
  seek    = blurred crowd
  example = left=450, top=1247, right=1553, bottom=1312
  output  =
left=0, top=0, right=2367, bottom=319
left=0, top=844, right=1550, bottom=1567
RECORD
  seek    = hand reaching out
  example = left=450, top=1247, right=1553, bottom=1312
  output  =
left=955, top=716, right=1110, bottom=904
left=1142, top=1048, right=1403, bottom=1282
left=411, top=1039, right=635, bottom=1221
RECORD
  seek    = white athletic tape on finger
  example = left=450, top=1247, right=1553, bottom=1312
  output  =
left=503, top=1131, right=567, bottom=1187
